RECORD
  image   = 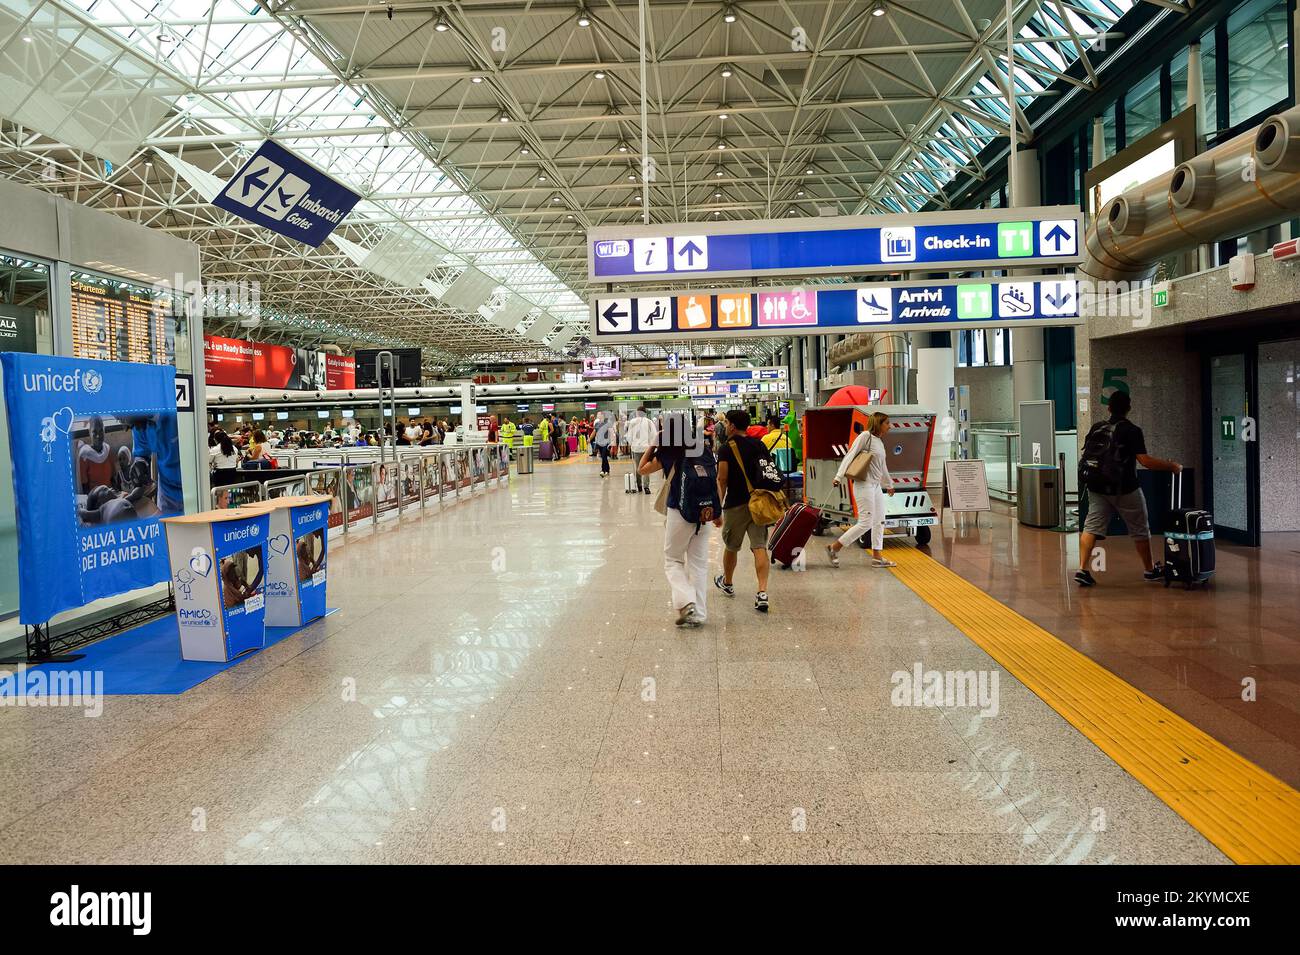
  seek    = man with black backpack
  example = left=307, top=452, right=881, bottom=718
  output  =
left=1076, top=391, right=1182, bottom=587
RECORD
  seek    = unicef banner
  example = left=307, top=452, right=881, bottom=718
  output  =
left=0, top=354, right=182, bottom=625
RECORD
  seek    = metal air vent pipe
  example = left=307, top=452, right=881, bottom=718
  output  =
left=1081, top=104, right=1300, bottom=284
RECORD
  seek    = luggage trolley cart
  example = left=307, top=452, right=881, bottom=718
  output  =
left=802, top=404, right=939, bottom=548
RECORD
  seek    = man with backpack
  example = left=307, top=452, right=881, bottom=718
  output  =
left=714, top=409, right=786, bottom=613
left=1076, top=391, right=1182, bottom=587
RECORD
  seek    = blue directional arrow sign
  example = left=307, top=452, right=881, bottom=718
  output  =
left=588, top=207, right=1081, bottom=283
left=214, top=140, right=362, bottom=248
left=591, top=276, right=1081, bottom=343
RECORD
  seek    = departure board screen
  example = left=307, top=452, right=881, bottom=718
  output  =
left=70, top=275, right=177, bottom=366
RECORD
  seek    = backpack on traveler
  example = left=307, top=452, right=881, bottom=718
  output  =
left=677, top=450, right=721, bottom=529
left=1079, top=421, right=1125, bottom=495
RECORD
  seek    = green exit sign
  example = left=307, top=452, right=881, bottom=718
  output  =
left=1152, top=283, right=1170, bottom=308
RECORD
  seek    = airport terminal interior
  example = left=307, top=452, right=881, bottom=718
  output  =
left=0, top=0, right=1299, bottom=874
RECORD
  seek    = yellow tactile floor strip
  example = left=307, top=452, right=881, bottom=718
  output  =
left=888, top=545, right=1300, bottom=864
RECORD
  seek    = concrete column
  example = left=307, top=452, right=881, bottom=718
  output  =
left=1009, top=148, right=1046, bottom=413
left=1187, top=42, right=1211, bottom=271
left=1092, top=116, right=1106, bottom=167
left=459, top=382, right=476, bottom=432
left=917, top=346, right=955, bottom=484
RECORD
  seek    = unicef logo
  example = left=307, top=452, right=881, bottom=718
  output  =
left=83, top=370, right=103, bottom=394
left=250, top=524, right=260, bottom=537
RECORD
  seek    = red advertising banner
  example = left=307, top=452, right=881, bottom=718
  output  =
left=205, top=335, right=348, bottom=390
left=326, top=353, right=355, bottom=390
left=252, top=342, right=296, bottom=389
left=203, top=335, right=255, bottom=386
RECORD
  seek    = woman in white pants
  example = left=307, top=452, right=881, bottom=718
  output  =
left=826, top=412, right=897, bottom=568
left=638, top=413, right=720, bottom=628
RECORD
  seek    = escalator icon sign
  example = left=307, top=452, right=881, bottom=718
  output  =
left=857, top=290, right=894, bottom=323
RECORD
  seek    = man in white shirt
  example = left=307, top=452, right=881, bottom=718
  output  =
left=626, top=407, right=657, bottom=494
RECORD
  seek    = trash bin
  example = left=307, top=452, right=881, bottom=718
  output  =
left=1017, top=464, right=1060, bottom=528
left=515, top=445, right=535, bottom=475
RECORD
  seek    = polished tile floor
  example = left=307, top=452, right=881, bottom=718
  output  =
left=0, top=457, right=1230, bottom=863
left=925, top=506, right=1300, bottom=790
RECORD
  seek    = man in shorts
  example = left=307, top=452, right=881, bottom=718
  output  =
left=1076, top=391, right=1182, bottom=586
left=714, top=409, right=771, bottom=613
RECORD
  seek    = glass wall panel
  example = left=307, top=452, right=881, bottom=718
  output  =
left=1227, top=0, right=1289, bottom=126
left=68, top=270, right=178, bottom=367
left=1203, top=27, right=1219, bottom=136
left=1126, top=69, right=1162, bottom=143
left=1169, top=48, right=1189, bottom=118
left=0, top=253, right=53, bottom=618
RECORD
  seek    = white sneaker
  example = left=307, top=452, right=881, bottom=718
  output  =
left=675, top=603, right=702, bottom=627
left=826, top=545, right=840, bottom=567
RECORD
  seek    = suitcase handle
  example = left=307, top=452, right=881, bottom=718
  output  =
left=1171, top=469, right=1181, bottom=510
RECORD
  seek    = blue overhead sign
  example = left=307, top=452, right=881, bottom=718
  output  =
left=592, top=276, right=1081, bottom=343
left=588, top=207, right=1082, bottom=282
left=213, top=140, right=361, bottom=248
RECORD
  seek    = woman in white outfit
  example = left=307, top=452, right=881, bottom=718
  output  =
left=638, top=412, right=720, bottom=628
left=826, top=412, right=897, bottom=568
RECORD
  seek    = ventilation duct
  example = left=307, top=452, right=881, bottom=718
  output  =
left=827, top=332, right=909, bottom=401
left=1081, top=104, right=1300, bottom=284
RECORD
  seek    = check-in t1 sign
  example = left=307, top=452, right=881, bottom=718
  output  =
left=588, top=207, right=1081, bottom=283
left=214, top=140, right=362, bottom=248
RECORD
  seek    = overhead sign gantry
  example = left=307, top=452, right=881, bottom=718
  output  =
left=587, top=207, right=1082, bottom=284
left=591, top=276, right=1081, bottom=344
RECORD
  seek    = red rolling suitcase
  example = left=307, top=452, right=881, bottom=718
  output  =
left=768, top=501, right=821, bottom=568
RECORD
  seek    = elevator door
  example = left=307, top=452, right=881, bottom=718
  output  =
left=1206, top=351, right=1259, bottom=546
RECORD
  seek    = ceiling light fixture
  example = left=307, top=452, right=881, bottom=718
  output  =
left=714, top=191, right=722, bottom=198
left=871, top=1, right=886, bottom=17
left=496, top=111, right=511, bottom=123
left=722, top=3, right=738, bottom=24
left=716, top=139, right=728, bottom=150
left=720, top=64, right=733, bottom=78
left=434, top=13, right=450, bottom=32
left=471, top=75, right=484, bottom=83
left=594, top=70, right=606, bottom=79
left=718, top=105, right=730, bottom=120
left=715, top=167, right=725, bottom=177
left=576, top=4, right=591, bottom=27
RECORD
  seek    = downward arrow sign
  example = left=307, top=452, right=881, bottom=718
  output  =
left=1045, top=288, right=1073, bottom=309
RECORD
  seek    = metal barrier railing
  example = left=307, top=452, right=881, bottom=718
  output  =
left=208, top=444, right=511, bottom=531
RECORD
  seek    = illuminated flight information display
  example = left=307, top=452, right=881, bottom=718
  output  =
left=71, top=279, right=176, bottom=366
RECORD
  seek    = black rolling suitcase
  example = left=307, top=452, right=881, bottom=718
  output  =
left=1163, top=472, right=1214, bottom=589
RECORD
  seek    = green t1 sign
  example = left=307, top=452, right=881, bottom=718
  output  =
left=1221, top=415, right=1236, bottom=441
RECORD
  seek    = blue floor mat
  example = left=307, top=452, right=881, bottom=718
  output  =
left=20, top=609, right=338, bottom=695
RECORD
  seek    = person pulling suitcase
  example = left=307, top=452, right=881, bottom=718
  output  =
left=1075, top=391, right=1182, bottom=587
